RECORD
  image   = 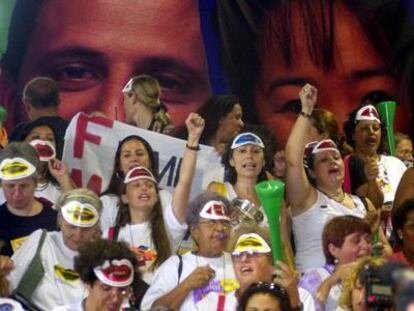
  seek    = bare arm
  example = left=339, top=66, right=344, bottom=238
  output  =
left=355, top=156, right=384, bottom=209
left=394, top=167, right=414, bottom=210
left=48, top=159, right=75, bottom=193
left=172, top=113, right=205, bottom=224
left=285, top=84, right=318, bottom=215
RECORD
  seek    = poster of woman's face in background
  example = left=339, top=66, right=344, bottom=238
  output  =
left=217, top=0, right=414, bottom=150
left=0, top=0, right=211, bottom=129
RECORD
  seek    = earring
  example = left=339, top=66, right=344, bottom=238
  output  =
left=334, top=258, right=339, bottom=265
left=399, top=235, right=403, bottom=240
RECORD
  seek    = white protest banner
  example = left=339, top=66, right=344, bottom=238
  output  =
left=62, top=113, right=224, bottom=197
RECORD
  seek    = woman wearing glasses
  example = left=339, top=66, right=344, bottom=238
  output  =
left=285, top=84, right=378, bottom=273
left=229, top=225, right=315, bottom=311
left=141, top=192, right=239, bottom=310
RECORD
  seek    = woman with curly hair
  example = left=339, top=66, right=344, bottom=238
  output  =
left=55, top=239, right=144, bottom=311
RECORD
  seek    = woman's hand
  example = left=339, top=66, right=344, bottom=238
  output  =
left=182, top=265, right=215, bottom=291
left=273, top=261, right=301, bottom=308
left=299, top=84, right=318, bottom=114
left=186, top=112, right=205, bottom=144
left=0, top=255, right=14, bottom=277
left=48, top=159, right=69, bottom=179
left=316, top=263, right=354, bottom=304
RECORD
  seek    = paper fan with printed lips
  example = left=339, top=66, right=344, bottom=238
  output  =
left=93, top=259, right=134, bottom=287
left=29, top=139, right=56, bottom=162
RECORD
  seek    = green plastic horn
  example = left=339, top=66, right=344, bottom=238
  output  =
left=255, top=180, right=284, bottom=263
left=377, top=101, right=396, bottom=156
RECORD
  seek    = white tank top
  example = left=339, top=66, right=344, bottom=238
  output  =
left=293, top=190, right=367, bottom=273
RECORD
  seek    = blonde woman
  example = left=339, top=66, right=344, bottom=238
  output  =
left=122, top=75, right=174, bottom=134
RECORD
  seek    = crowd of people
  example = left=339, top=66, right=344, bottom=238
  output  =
left=0, top=0, right=413, bottom=310
left=0, top=72, right=412, bottom=311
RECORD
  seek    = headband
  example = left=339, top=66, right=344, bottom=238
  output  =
left=232, top=233, right=271, bottom=256
left=355, top=105, right=381, bottom=123
left=124, top=166, right=156, bottom=184
left=304, top=139, right=339, bottom=157
left=93, top=259, right=134, bottom=287
left=61, top=201, right=99, bottom=228
left=0, top=157, right=36, bottom=180
left=231, top=132, right=265, bottom=150
left=122, top=78, right=134, bottom=93
left=199, top=200, right=230, bottom=221
left=29, top=139, right=56, bottom=162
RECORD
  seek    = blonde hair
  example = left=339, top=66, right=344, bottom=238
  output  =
left=131, top=75, right=161, bottom=109
left=338, top=256, right=386, bottom=309
left=55, top=188, right=102, bottom=214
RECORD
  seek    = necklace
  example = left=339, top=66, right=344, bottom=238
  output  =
left=319, top=189, right=346, bottom=203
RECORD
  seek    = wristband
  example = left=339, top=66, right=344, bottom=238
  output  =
left=299, top=111, right=312, bottom=119
left=186, top=144, right=200, bottom=151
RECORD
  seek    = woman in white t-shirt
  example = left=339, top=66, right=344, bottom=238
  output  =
left=1, top=188, right=103, bottom=310
left=99, top=112, right=203, bottom=232
left=103, top=113, right=205, bottom=284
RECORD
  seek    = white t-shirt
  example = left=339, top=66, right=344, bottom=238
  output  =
left=53, top=300, right=84, bottom=311
left=35, top=181, right=62, bottom=206
left=293, top=191, right=367, bottom=272
left=100, top=189, right=172, bottom=232
left=377, top=155, right=406, bottom=204
left=8, top=230, right=86, bottom=310
left=141, top=252, right=238, bottom=311
left=102, top=202, right=187, bottom=284
left=300, top=266, right=341, bottom=311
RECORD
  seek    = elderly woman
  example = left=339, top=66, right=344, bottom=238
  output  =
left=141, top=192, right=238, bottom=310
left=388, top=198, right=414, bottom=268
left=0, top=188, right=102, bottom=310
left=299, top=216, right=373, bottom=311
left=122, top=74, right=174, bottom=134
left=285, top=84, right=378, bottom=272
left=54, top=239, right=143, bottom=311
left=0, top=142, right=57, bottom=256
left=229, top=225, right=315, bottom=311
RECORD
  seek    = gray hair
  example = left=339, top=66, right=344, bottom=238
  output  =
left=186, top=191, right=231, bottom=226
left=0, top=142, right=40, bottom=178
left=55, top=188, right=103, bottom=215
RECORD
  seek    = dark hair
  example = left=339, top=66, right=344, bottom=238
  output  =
left=174, top=94, right=240, bottom=143
left=101, top=135, right=159, bottom=196
left=117, top=182, right=171, bottom=271
left=322, top=215, right=372, bottom=264
left=222, top=125, right=270, bottom=184
left=10, top=119, right=59, bottom=186
left=237, top=282, right=291, bottom=311
left=343, top=104, right=386, bottom=153
left=391, top=198, right=414, bottom=246
left=22, top=77, right=60, bottom=108
left=216, top=0, right=414, bottom=128
left=74, top=238, right=138, bottom=285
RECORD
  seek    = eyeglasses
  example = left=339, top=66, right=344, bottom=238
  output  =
left=198, top=219, right=231, bottom=229
left=232, top=251, right=267, bottom=261
left=247, top=282, right=287, bottom=295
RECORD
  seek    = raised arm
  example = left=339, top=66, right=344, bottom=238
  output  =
left=355, top=156, right=384, bottom=209
left=172, top=113, right=205, bottom=224
left=285, top=84, right=317, bottom=215
left=48, top=159, right=75, bottom=193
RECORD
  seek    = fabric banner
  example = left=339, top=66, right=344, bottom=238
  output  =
left=63, top=113, right=224, bottom=197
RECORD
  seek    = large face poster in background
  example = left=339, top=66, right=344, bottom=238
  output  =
left=1, top=0, right=413, bottom=151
